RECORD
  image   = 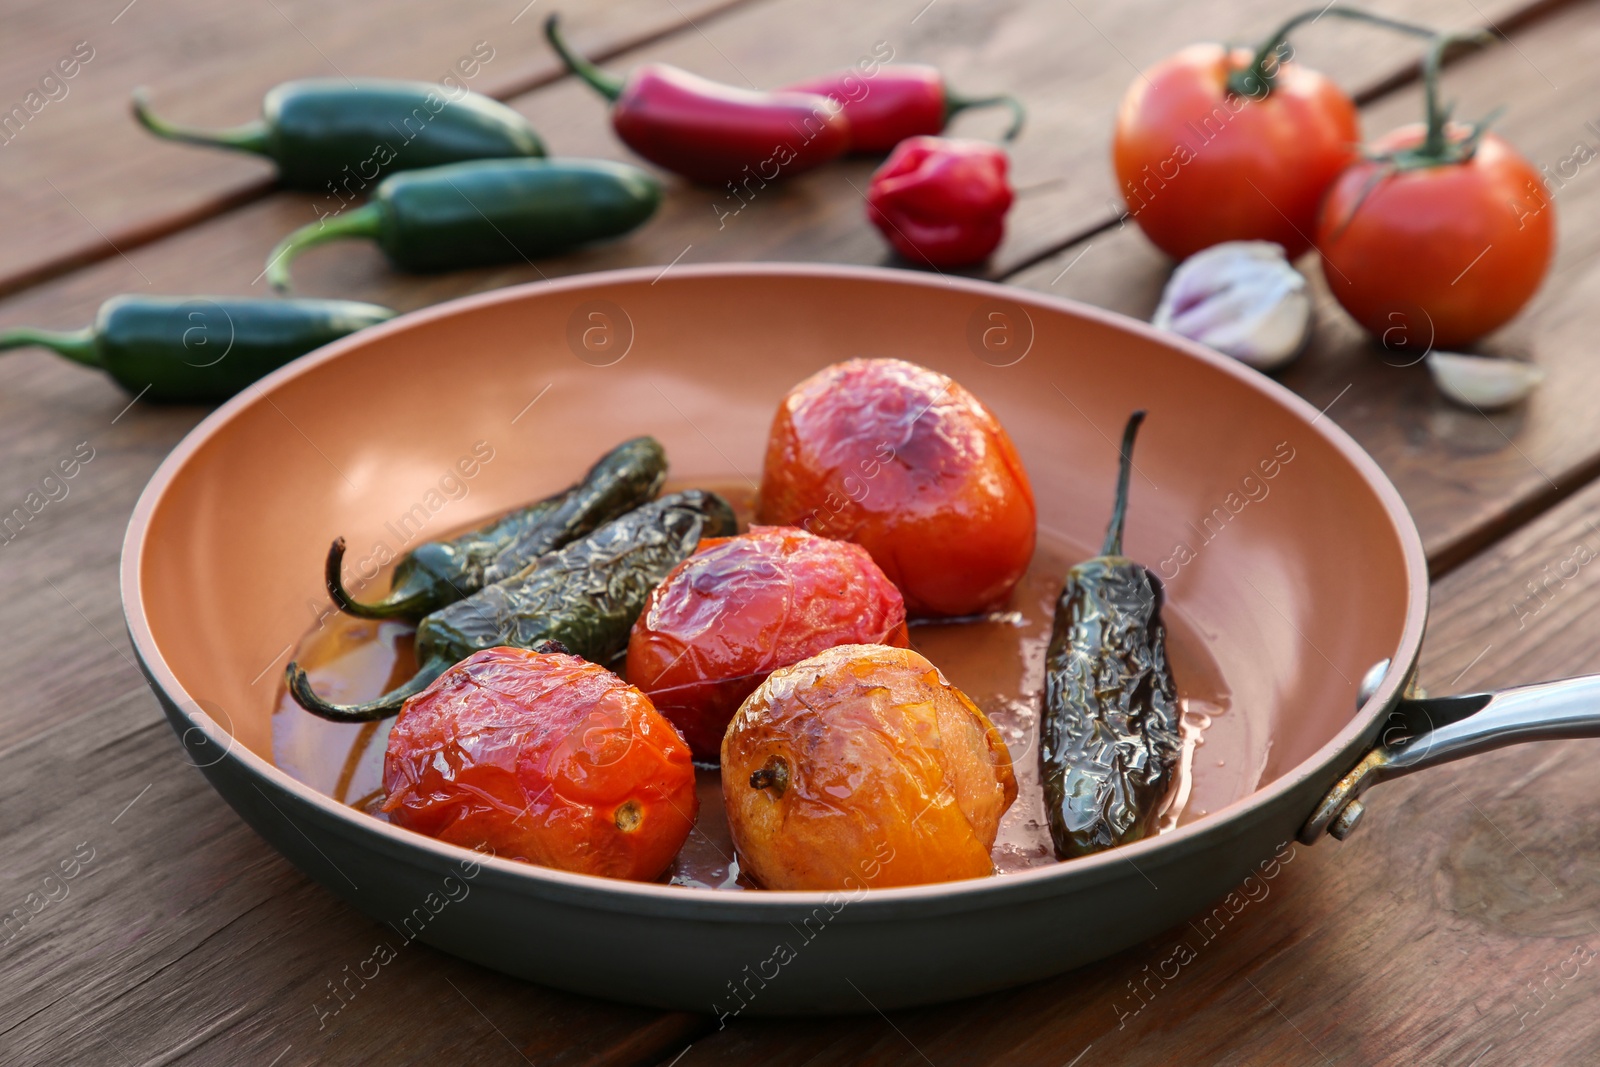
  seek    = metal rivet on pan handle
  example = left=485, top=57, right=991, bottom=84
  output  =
left=1301, top=664, right=1600, bottom=844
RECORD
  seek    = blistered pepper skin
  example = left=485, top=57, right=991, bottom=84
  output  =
left=383, top=647, right=697, bottom=881
left=289, top=489, right=736, bottom=722
left=627, top=526, right=909, bottom=761
left=327, top=436, right=667, bottom=621
left=1040, top=412, right=1182, bottom=859
left=756, top=358, right=1036, bottom=617
left=722, top=644, right=1017, bottom=890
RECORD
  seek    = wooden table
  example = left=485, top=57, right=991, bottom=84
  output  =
left=5, top=0, right=1600, bottom=1062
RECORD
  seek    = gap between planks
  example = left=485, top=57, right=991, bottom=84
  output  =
left=991, top=0, right=1588, bottom=285
left=0, top=0, right=767, bottom=304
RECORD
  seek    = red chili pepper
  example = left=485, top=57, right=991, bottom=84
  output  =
left=784, top=65, right=1025, bottom=154
left=545, top=14, right=849, bottom=186
left=866, top=136, right=1013, bottom=268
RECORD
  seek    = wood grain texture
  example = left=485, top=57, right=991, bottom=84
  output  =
left=665, top=350, right=1600, bottom=1067
left=0, top=0, right=1530, bottom=305
left=1009, top=0, right=1600, bottom=574
left=1, top=0, right=1598, bottom=1064
left=0, top=0, right=756, bottom=297
left=0, top=696, right=708, bottom=1065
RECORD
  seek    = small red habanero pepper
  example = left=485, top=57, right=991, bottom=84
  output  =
left=866, top=136, right=1013, bottom=268
left=784, top=64, right=1025, bottom=154
left=544, top=14, right=848, bottom=186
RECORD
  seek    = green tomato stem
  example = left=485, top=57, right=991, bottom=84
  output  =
left=1231, top=5, right=1438, bottom=100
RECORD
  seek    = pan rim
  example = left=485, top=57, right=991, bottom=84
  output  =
left=120, top=262, right=1428, bottom=918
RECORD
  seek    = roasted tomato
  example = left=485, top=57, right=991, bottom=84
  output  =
left=1317, top=127, right=1554, bottom=349
left=723, top=644, right=1017, bottom=890
left=756, top=358, right=1035, bottom=617
left=1113, top=39, right=1358, bottom=259
left=627, top=526, right=909, bottom=762
left=382, top=646, right=696, bottom=882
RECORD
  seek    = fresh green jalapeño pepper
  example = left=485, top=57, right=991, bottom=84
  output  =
left=326, top=436, right=667, bottom=621
left=1040, top=411, right=1182, bottom=859
left=132, top=79, right=545, bottom=189
left=265, top=158, right=661, bottom=291
left=289, top=489, right=737, bottom=722
left=0, top=296, right=394, bottom=403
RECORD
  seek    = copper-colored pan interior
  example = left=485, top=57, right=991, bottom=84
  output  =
left=133, top=266, right=1420, bottom=884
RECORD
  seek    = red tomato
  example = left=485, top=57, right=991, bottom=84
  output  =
left=1113, top=44, right=1359, bottom=259
left=757, top=358, right=1036, bottom=618
left=1316, top=126, right=1555, bottom=349
left=382, top=647, right=696, bottom=882
left=627, top=526, right=909, bottom=761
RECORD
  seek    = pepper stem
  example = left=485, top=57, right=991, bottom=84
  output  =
left=325, top=537, right=436, bottom=620
left=131, top=87, right=271, bottom=156
left=544, top=14, right=626, bottom=101
left=0, top=327, right=100, bottom=368
left=1228, top=6, right=1438, bottom=99
left=265, top=202, right=384, bottom=293
left=944, top=89, right=1026, bottom=141
left=286, top=657, right=450, bottom=723
left=1101, top=410, right=1146, bottom=557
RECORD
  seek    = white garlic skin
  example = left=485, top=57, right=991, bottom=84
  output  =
left=1427, top=351, right=1544, bottom=409
left=1152, top=241, right=1312, bottom=370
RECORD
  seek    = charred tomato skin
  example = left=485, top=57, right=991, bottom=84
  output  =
left=382, top=646, right=696, bottom=882
left=756, top=358, right=1036, bottom=617
left=627, top=526, right=909, bottom=762
left=722, top=643, right=1017, bottom=890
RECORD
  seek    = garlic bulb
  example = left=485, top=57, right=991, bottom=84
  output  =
left=1427, top=351, right=1544, bottom=409
left=1152, top=241, right=1312, bottom=370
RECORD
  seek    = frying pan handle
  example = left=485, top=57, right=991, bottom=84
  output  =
left=1299, top=669, right=1600, bottom=843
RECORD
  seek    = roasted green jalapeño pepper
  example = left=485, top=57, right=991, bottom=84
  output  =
left=289, top=489, right=737, bottom=722
left=132, top=79, right=545, bottom=189
left=265, top=158, right=661, bottom=291
left=0, top=296, right=394, bottom=403
left=327, top=436, right=667, bottom=621
left=1040, top=411, right=1182, bottom=859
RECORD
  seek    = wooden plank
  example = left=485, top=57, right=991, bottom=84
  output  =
left=0, top=0, right=758, bottom=298
left=1008, top=0, right=1600, bottom=573
left=663, top=320, right=1600, bottom=1067
left=0, top=0, right=1534, bottom=308
left=0, top=1, right=1585, bottom=1064
left=0, top=692, right=708, bottom=1065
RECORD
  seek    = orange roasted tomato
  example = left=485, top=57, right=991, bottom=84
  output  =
left=382, top=646, right=696, bottom=882
left=1113, top=40, right=1358, bottom=259
left=723, top=644, right=1017, bottom=890
left=627, top=526, right=909, bottom=762
left=756, top=358, right=1035, bottom=617
left=1317, top=125, right=1554, bottom=350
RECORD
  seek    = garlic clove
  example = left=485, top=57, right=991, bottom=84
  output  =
left=1427, top=351, right=1545, bottom=409
left=1153, top=241, right=1312, bottom=371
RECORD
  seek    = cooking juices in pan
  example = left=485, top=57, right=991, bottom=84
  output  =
left=272, top=485, right=1242, bottom=890
left=273, top=358, right=1253, bottom=890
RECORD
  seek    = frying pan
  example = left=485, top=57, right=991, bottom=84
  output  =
left=120, top=264, right=1587, bottom=1015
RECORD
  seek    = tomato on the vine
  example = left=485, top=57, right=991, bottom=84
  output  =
left=1315, top=34, right=1554, bottom=349
left=1112, top=9, right=1436, bottom=260
left=1114, top=50, right=1355, bottom=259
